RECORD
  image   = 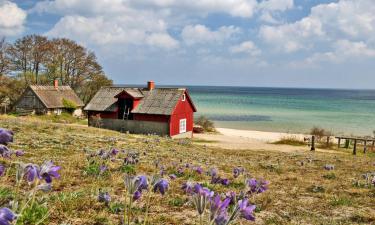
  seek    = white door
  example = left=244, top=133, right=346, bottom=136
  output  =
left=179, top=119, right=187, bottom=133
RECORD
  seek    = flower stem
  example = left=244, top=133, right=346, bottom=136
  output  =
left=143, top=191, right=152, bottom=225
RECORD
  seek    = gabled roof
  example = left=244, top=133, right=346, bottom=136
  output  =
left=29, top=85, right=84, bottom=108
left=84, top=86, right=196, bottom=115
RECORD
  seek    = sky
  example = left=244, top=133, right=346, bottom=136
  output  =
left=1, top=0, right=375, bottom=89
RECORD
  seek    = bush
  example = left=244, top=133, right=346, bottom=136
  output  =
left=195, top=116, right=215, bottom=132
left=273, top=136, right=306, bottom=146
left=62, top=98, right=77, bottom=113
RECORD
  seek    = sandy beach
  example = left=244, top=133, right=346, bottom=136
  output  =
left=195, top=128, right=338, bottom=153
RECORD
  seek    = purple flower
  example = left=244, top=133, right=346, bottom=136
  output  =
left=0, top=164, right=5, bottom=176
left=133, top=190, right=142, bottom=201
left=233, top=167, right=244, bottom=178
left=0, top=207, right=17, bottom=225
left=182, top=181, right=195, bottom=194
left=238, top=199, right=256, bottom=221
left=194, top=184, right=214, bottom=198
left=39, top=161, right=61, bottom=183
left=24, top=164, right=40, bottom=184
left=153, top=179, right=169, bottom=195
left=215, top=213, right=229, bottom=225
left=220, top=178, right=230, bottom=186
left=324, top=164, right=335, bottom=170
left=15, top=150, right=24, bottom=157
left=98, top=191, right=111, bottom=205
left=0, top=145, right=11, bottom=158
left=225, top=191, right=237, bottom=205
left=110, top=148, right=119, bottom=156
left=177, top=167, right=184, bottom=175
left=0, top=129, right=13, bottom=145
left=209, top=168, right=218, bottom=178
left=99, top=165, right=107, bottom=174
left=210, top=195, right=230, bottom=220
left=169, top=174, right=177, bottom=180
left=134, top=175, right=148, bottom=191
left=247, top=178, right=268, bottom=194
left=194, top=166, right=203, bottom=174
left=185, top=163, right=190, bottom=168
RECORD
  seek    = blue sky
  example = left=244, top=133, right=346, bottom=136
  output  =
left=1, top=0, right=375, bottom=89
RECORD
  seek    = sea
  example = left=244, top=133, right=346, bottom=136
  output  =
left=188, top=86, right=375, bottom=136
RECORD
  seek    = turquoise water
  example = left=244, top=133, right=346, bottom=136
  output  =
left=188, top=86, right=375, bottom=136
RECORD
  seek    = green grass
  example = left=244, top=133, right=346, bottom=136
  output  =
left=272, top=136, right=306, bottom=146
left=1, top=115, right=375, bottom=224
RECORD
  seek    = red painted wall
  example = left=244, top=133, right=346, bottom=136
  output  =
left=169, top=91, right=195, bottom=136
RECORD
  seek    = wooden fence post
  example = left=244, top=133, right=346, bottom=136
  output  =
left=345, top=139, right=350, bottom=149
left=363, top=140, right=367, bottom=154
left=311, top=135, right=315, bottom=151
left=372, top=141, right=374, bottom=151
left=353, top=139, right=357, bottom=155
left=337, top=138, right=341, bottom=149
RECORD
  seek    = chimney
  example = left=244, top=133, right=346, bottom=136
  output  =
left=147, top=81, right=155, bottom=90
left=54, top=79, right=59, bottom=89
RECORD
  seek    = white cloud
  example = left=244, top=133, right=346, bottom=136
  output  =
left=230, top=41, right=261, bottom=56
left=132, top=0, right=258, bottom=18
left=311, top=40, right=375, bottom=63
left=146, top=33, right=179, bottom=49
left=45, top=7, right=178, bottom=50
left=259, top=0, right=375, bottom=54
left=181, top=24, right=240, bottom=45
left=0, top=1, right=27, bottom=36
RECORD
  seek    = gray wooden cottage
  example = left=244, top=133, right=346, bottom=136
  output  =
left=15, top=81, right=84, bottom=116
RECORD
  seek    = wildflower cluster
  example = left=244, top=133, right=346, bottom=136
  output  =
left=182, top=170, right=269, bottom=224
left=0, top=127, right=61, bottom=224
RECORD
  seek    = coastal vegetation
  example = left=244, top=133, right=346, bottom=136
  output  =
left=195, top=116, right=216, bottom=133
left=1, top=115, right=374, bottom=224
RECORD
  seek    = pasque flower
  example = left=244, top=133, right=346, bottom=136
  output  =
left=0, top=207, right=17, bottom=225
left=238, top=199, right=256, bottom=221
left=15, top=150, right=24, bottom=157
left=24, top=164, right=40, bottom=184
left=153, top=179, right=169, bottom=195
left=98, top=191, right=111, bottom=205
left=182, top=181, right=195, bottom=194
left=324, top=164, right=335, bottom=170
left=210, top=195, right=230, bottom=221
left=0, top=145, right=11, bottom=158
left=39, top=161, right=61, bottom=183
left=233, top=167, right=244, bottom=178
left=247, top=178, right=268, bottom=194
left=0, top=129, right=13, bottom=145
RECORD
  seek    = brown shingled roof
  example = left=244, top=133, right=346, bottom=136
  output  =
left=30, top=85, right=84, bottom=108
left=84, top=86, right=190, bottom=115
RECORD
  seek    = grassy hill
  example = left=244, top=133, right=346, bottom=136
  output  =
left=0, top=115, right=374, bottom=225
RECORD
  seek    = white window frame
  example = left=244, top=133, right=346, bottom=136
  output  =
left=179, top=118, right=187, bottom=134
left=182, top=94, right=186, bottom=101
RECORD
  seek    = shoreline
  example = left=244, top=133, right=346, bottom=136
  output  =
left=213, top=127, right=307, bottom=142
left=194, top=127, right=340, bottom=153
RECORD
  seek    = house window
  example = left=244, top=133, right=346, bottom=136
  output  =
left=179, top=119, right=187, bottom=133
left=180, top=119, right=186, bottom=134
left=182, top=94, right=186, bottom=101
left=54, top=108, right=62, bottom=115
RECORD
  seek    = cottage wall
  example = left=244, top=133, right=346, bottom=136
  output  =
left=90, top=118, right=169, bottom=136
left=15, top=88, right=46, bottom=113
left=170, top=92, right=194, bottom=137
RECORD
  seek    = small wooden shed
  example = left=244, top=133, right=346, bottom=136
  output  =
left=15, top=81, right=84, bottom=116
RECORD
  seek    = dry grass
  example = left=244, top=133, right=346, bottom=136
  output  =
left=1, top=115, right=375, bottom=225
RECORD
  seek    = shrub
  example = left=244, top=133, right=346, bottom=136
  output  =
left=273, top=136, right=305, bottom=146
left=195, top=116, right=215, bottom=132
left=62, top=98, right=77, bottom=113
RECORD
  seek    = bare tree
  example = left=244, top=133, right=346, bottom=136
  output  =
left=0, top=37, right=11, bottom=76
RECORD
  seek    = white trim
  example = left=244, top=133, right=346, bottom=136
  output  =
left=179, top=118, right=187, bottom=133
left=182, top=94, right=186, bottom=101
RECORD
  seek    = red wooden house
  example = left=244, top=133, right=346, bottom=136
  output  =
left=84, top=81, right=197, bottom=138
